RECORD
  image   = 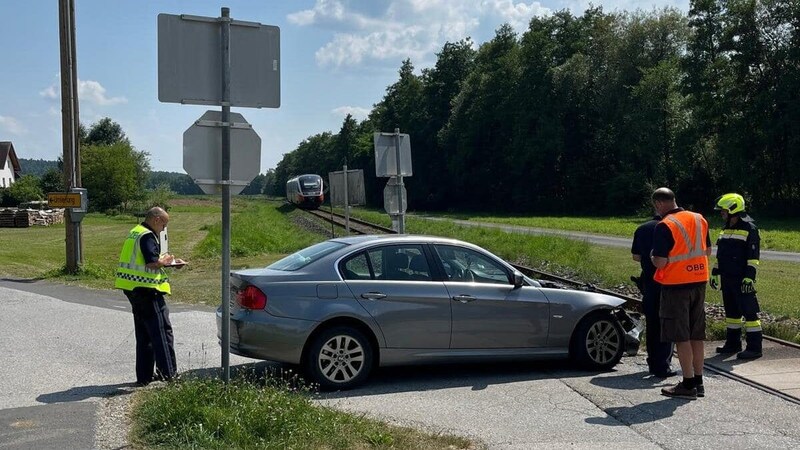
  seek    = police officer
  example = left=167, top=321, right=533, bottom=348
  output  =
left=115, top=206, right=183, bottom=385
left=710, top=193, right=762, bottom=359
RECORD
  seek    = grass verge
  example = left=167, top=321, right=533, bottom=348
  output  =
left=0, top=198, right=327, bottom=306
left=131, top=375, right=476, bottom=450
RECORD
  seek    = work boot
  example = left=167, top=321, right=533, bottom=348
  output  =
left=737, top=349, right=762, bottom=359
left=715, top=328, right=742, bottom=354
left=737, top=331, right=762, bottom=360
left=661, top=381, right=697, bottom=400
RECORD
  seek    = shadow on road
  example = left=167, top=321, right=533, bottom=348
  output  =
left=319, top=359, right=627, bottom=399
left=0, top=277, right=47, bottom=283
left=585, top=369, right=691, bottom=425
left=586, top=398, right=687, bottom=426
left=589, top=369, right=675, bottom=391
left=176, top=358, right=628, bottom=399
left=36, top=383, right=138, bottom=403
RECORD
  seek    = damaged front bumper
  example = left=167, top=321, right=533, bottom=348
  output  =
left=614, top=309, right=644, bottom=356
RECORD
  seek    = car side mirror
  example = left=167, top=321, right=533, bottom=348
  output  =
left=512, top=271, right=524, bottom=289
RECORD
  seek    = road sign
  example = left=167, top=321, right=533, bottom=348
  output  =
left=158, top=13, right=280, bottom=108
left=47, top=192, right=81, bottom=208
left=374, top=132, right=412, bottom=177
left=329, top=169, right=365, bottom=207
left=183, top=110, right=261, bottom=195
left=383, top=177, right=407, bottom=215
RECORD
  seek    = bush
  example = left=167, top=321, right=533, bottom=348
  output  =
left=1, top=175, right=44, bottom=206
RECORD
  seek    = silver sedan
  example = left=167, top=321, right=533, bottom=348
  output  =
left=217, top=235, right=641, bottom=390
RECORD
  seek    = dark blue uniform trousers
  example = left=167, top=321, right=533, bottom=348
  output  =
left=643, top=280, right=674, bottom=374
left=124, top=288, right=177, bottom=384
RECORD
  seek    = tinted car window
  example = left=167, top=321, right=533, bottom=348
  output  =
left=342, top=252, right=371, bottom=280
left=267, top=241, right=347, bottom=271
left=365, top=245, right=429, bottom=281
left=434, top=245, right=510, bottom=284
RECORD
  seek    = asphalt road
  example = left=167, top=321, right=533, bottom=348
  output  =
left=2, top=280, right=799, bottom=449
left=420, top=217, right=800, bottom=263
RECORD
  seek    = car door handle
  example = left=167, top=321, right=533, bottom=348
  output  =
left=452, top=294, right=476, bottom=303
left=360, top=292, right=387, bottom=300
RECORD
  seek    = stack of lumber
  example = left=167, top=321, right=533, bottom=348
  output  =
left=45, top=209, right=65, bottom=225
left=14, top=209, right=36, bottom=227
left=0, top=208, right=15, bottom=227
left=0, top=208, right=66, bottom=227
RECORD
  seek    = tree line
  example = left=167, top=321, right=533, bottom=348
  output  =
left=270, top=1, right=800, bottom=217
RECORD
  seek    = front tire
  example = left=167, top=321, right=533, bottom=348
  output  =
left=304, top=326, right=373, bottom=390
left=571, top=312, right=625, bottom=370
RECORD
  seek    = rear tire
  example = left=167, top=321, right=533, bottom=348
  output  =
left=570, top=312, right=625, bottom=370
left=304, top=326, right=373, bottom=390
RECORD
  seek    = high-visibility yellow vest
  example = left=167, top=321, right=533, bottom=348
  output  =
left=114, top=224, right=171, bottom=294
left=654, top=211, right=709, bottom=285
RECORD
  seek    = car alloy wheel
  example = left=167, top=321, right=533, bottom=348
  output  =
left=318, top=334, right=365, bottom=383
left=306, top=326, right=374, bottom=390
left=585, top=319, right=622, bottom=365
left=571, top=312, right=625, bottom=370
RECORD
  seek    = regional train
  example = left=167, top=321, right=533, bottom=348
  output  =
left=286, top=174, right=324, bottom=209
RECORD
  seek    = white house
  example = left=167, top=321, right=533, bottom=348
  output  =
left=0, top=142, right=21, bottom=188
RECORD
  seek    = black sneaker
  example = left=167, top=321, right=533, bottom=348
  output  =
left=661, top=381, right=697, bottom=400
left=696, top=384, right=705, bottom=397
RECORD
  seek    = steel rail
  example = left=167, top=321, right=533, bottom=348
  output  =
left=703, top=362, right=800, bottom=406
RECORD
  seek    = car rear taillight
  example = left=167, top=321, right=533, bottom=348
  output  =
left=237, top=285, right=267, bottom=309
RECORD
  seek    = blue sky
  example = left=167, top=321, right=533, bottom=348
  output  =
left=0, top=0, right=688, bottom=173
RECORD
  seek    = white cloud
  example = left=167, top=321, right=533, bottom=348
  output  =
left=316, top=27, right=432, bottom=67
left=78, top=80, right=127, bottom=105
left=289, top=0, right=550, bottom=68
left=332, top=106, right=370, bottom=120
left=288, top=0, right=346, bottom=26
left=485, top=0, right=550, bottom=30
left=0, top=115, right=27, bottom=135
left=40, top=84, right=59, bottom=100
left=40, top=78, right=127, bottom=106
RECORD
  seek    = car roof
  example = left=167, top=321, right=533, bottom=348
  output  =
left=331, top=234, right=469, bottom=247
left=328, top=234, right=492, bottom=257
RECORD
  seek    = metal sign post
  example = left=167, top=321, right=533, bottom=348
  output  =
left=343, top=164, right=350, bottom=234
left=374, top=130, right=412, bottom=233
left=159, top=7, right=280, bottom=383
left=393, top=128, right=405, bottom=234
left=220, top=7, right=232, bottom=384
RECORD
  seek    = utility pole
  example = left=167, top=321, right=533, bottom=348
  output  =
left=58, top=0, right=82, bottom=272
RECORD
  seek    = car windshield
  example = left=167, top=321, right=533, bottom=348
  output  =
left=267, top=241, right=347, bottom=271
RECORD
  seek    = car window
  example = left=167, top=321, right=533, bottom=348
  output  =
left=342, top=252, right=371, bottom=280
left=366, top=244, right=430, bottom=281
left=267, top=241, right=347, bottom=271
left=433, top=245, right=510, bottom=284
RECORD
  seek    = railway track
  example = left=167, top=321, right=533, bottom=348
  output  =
left=304, top=207, right=396, bottom=235
left=300, top=206, right=800, bottom=405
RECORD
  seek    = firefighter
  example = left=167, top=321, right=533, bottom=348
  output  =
left=710, top=193, right=762, bottom=359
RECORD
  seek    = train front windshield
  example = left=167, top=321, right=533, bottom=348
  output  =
left=299, top=176, right=321, bottom=194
